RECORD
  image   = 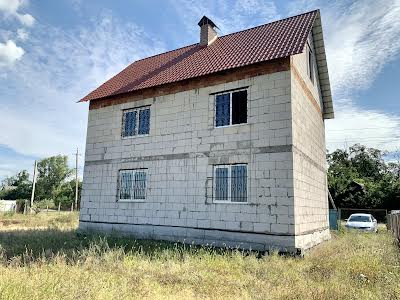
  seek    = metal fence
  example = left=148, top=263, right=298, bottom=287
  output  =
left=387, top=212, right=400, bottom=244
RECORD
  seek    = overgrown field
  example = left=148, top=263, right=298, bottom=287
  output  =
left=0, top=213, right=399, bottom=299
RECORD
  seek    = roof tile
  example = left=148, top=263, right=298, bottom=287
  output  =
left=80, top=10, right=317, bottom=102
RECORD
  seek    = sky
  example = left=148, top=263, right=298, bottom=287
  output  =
left=0, top=0, right=399, bottom=180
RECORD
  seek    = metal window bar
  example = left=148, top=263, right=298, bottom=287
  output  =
left=215, top=93, right=230, bottom=127
left=231, top=165, right=247, bottom=202
left=138, top=108, right=150, bottom=134
left=123, top=111, right=137, bottom=137
left=122, top=106, right=150, bottom=137
left=119, top=170, right=147, bottom=200
left=119, top=171, right=133, bottom=199
left=133, top=171, right=146, bottom=199
left=213, top=165, right=247, bottom=202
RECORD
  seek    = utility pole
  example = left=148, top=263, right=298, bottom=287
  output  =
left=74, top=148, right=79, bottom=211
left=30, top=160, right=38, bottom=213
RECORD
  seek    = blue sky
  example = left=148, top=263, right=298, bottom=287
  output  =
left=0, top=0, right=399, bottom=179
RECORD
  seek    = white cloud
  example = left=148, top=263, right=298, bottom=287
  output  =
left=320, top=0, right=400, bottom=96
left=325, top=100, right=400, bottom=152
left=289, top=0, right=400, bottom=151
left=16, top=28, right=28, bottom=40
left=171, top=0, right=280, bottom=41
left=0, top=40, right=24, bottom=67
left=0, top=12, right=165, bottom=178
left=16, top=12, right=34, bottom=26
left=0, top=0, right=35, bottom=27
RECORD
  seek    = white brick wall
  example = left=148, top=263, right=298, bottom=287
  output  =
left=291, top=32, right=330, bottom=249
left=80, top=54, right=331, bottom=252
left=80, top=71, right=300, bottom=251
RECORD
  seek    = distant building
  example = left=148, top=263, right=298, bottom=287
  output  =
left=0, top=200, right=16, bottom=212
left=79, top=10, right=334, bottom=253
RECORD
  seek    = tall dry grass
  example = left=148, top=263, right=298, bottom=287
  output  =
left=0, top=212, right=399, bottom=299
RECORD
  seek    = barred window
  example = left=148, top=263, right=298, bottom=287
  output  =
left=122, top=106, right=150, bottom=137
left=118, top=169, right=147, bottom=201
left=214, top=164, right=247, bottom=202
left=215, top=89, right=247, bottom=127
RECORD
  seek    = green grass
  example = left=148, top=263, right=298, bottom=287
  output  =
left=0, top=213, right=399, bottom=299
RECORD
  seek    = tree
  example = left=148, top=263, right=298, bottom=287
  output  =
left=53, top=179, right=82, bottom=208
left=0, top=170, right=31, bottom=200
left=327, top=144, right=400, bottom=210
left=35, top=155, right=73, bottom=201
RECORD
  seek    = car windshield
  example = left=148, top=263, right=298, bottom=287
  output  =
left=349, top=215, right=371, bottom=222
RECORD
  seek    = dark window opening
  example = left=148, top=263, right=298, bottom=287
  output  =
left=232, top=90, right=247, bottom=124
left=308, top=46, right=314, bottom=84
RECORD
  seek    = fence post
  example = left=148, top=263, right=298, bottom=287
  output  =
left=58, top=202, right=61, bottom=213
left=71, top=202, right=73, bottom=212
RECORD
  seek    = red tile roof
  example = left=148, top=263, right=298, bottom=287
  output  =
left=80, top=10, right=318, bottom=102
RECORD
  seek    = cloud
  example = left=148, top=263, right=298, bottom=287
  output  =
left=0, top=0, right=35, bottom=27
left=0, top=40, right=24, bottom=67
left=0, top=11, right=165, bottom=178
left=16, top=12, right=34, bottom=26
left=325, top=100, right=400, bottom=152
left=16, top=28, right=28, bottom=40
left=289, top=0, right=400, bottom=151
left=171, top=0, right=280, bottom=39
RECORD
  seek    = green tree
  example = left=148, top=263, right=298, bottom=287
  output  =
left=327, top=144, right=400, bottom=210
left=53, top=179, right=82, bottom=208
left=0, top=170, right=31, bottom=200
left=35, top=155, right=73, bottom=201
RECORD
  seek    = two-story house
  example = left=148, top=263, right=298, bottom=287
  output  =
left=78, top=10, right=334, bottom=253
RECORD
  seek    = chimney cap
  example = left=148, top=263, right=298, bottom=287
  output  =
left=198, top=16, right=218, bottom=29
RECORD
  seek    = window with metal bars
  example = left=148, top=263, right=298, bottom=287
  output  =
left=214, top=164, right=247, bottom=203
left=118, top=169, right=147, bottom=201
left=122, top=106, right=150, bottom=137
left=215, top=89, right=247, bottom=127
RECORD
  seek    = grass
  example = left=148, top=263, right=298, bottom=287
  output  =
left=0, top=213, right=399, bottom=299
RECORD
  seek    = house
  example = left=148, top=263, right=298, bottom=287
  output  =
left=78, top=10, right=334, bottom=253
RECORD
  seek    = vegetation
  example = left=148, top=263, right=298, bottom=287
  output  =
left=0, top=155, right=81, bottom=209
left=328, top=144, right=400, bottom=210
left=0, top=213, right=399, bottom=299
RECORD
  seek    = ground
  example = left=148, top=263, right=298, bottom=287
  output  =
left=0, top=212, right=399, bottom=299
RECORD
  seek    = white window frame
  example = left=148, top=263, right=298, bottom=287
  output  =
left=214, top=88, right=248, bottom=128
left=118, top=169, right=147, bottom=202
left=122, top=106, right=151, bottom=138
left=213, top=164, right=248, bottom=204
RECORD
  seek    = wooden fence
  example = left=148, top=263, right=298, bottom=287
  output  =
left=387, top=213, right=400, bottom=244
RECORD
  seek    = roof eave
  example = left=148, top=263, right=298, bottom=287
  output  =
left=312, top=11, right=334, bottom=119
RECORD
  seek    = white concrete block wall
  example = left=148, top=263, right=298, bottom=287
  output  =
left=291, top=34, right=331, bottom=249
left=80, top=71, right=301, bottom=251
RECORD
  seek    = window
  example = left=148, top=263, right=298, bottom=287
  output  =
left=307, top=43, right=314, bottom=84
left=214, top=164, right=247, bottom=202
left=215, top=90, right=247, bottom=127
left=122, top=106, right=150, bottom=137
left=118, top=169, right=147, bottom=201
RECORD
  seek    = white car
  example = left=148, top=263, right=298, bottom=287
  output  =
left=345, top=213, right=378, bottom=232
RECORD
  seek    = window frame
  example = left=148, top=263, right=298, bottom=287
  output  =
left=122, top=106, right=151, bottom=139
left=214, top=88, right=248, bottom=128
left=213, top=163, right=248, bottom=204
left=117, top=168, right=148, bottom=202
